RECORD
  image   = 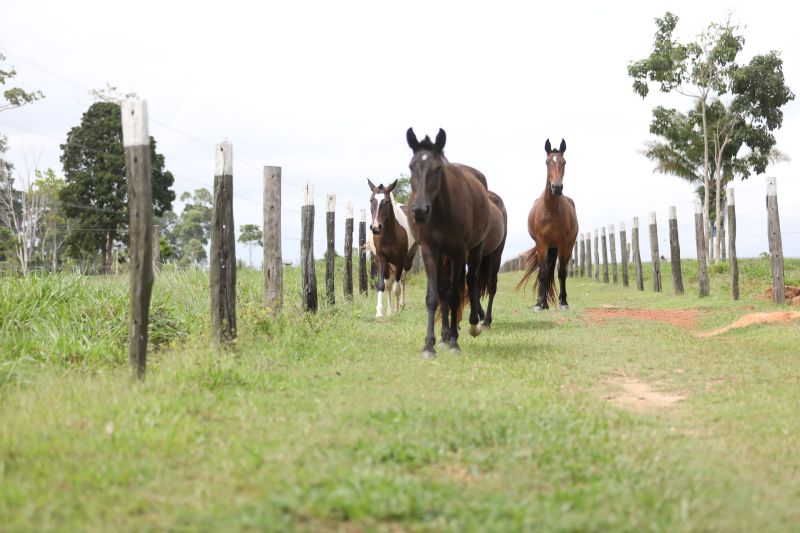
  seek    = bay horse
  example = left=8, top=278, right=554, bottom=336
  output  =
left=406, top=127, right=491, bottom=358
left=518, top=139, right=579, bottom=310
left=476, top=190, right=508, bottom=328
left=366, top=179, right=418, bottom=317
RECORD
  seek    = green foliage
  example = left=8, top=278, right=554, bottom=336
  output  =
left=59, top=102, right=176, bottom=270
left=161, top=189, right=212, bottom=266
left=0, top=52, right=44, bottom=113
left=238, top=223, right=263, bottom=266
left=392, top=174, right=411, bottom=204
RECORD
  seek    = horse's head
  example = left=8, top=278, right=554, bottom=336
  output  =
left=406, top=127, right=446, bottom=224
left=544, top=138, right=567, bottom=196
left=367, top=178, right=397, bottom=235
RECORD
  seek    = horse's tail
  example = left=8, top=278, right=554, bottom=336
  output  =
left=515, top=246, right=556, bottom=306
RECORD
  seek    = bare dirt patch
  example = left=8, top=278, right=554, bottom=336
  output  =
left=762, top=285, right=800, bottom=305
left=696, top=311, right=800, bottom=337
left=602, top=376, right=685, bottom=411
left=584, top=308, right=699, bottom=330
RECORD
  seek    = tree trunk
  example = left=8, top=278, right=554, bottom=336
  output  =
left=700, top=96, right=711, bottom=266
left=104, top=231, right=113, bottom=274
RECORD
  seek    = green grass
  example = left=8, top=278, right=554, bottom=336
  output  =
left=1, top=258, right=799, bottom=531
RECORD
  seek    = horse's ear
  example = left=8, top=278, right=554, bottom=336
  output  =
left=367, top=178, right=377, bottom=192
left=434, top=128, right=446, bottom=153
left=406, top=128, right=420, bottom=152
left=385, top=179, right=398, bottom=193
left=544, top=139, right=552, bottom=153
left=559, top=139, right=566, bottom=153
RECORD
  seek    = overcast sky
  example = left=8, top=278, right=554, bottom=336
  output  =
left=2, top=0, right=798, bottom=264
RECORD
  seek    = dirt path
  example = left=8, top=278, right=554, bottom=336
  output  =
left=602, top=376, right=685, bottom=411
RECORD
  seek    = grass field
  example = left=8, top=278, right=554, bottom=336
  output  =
left=1, top=259, right=799, bottom=531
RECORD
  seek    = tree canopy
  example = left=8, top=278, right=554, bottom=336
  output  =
left=60, top=101, right=175, bottom=272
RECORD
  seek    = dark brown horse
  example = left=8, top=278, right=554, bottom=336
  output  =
left=518, top=139, right=579, bottom=310
left=406, top=128, right=491, bottom=358
left=367, top=179, right=418, bottom=317
left=476, top=190, right=508, bottom=327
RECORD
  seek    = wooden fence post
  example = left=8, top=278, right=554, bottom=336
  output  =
left=668, top=206, right=684, bottom=295
left=121, top=99, right=153, bottom=380
left=608, top=224, right=618, bottom=284
left=263, top=166, right=282, bottom=313
left=570, top=242, right=577, bottom=277
left=585, top=231, right=592, bottom=280
left=211, top=141, right=236, bottom=345
left=152, top=224, right=160, bottom=273
left=600, top=227, right=609, bottom=283
left=344, top=202, right=353, bottom=300
left=579, top=234, right=585, bottom=277
left=619, top=221, right=629, bottom=287
left=301, top=183, right=318, bottom=312
left=648, top=212, right=662, bottom=292
left=358, top=208, right=367, bottom=295
left=325, top=194, right=336, bottom=305
left=766, top=177, right=785, bottom=305
left=632, top=217, right=644, bottom=291
left=593, top=230, right=600, bottom=282
left=694, top=199, right=710, bottom=297
left=727, top=188, right=739, bottom=301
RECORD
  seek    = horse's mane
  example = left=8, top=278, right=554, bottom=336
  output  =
left=417, top=135, right=436, bottom=151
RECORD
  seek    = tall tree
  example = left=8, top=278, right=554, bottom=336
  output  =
left=629, top=13, right=793, bottom=262
left=0, top=154, right=48, bottom=276
left=238, top=223, right=263, bottom=266
left=629, top=12, right=743, bottom=262
left=60, top=101, right=175, bottom=273
left=1, top=52, right=44, bottom=113
left=34, top=169, right=67, bottom=271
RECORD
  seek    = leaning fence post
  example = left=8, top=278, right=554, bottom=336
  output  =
left=593, top=230, right=600, bottom=283
left=632, top=217, right=644, bottom=291
left=608, top=224, right=618, bottom=284
left=358, top=208, right=367, bottom=295
left=579, top=234, right=585, bottom=277
left=619, top=222, right=629, bottom=288
left=301, top=183, right=318, bottom=312
left=648, top=212, right=662, bottom=292
left=325, top=194, right=336, bottom=305
left=601, top=227, right=609, bottom=283
left=263, top=166, right=283, bottom=314
left=694, top=199, right=710, bottom=297
left=211, top=141, right=236, bottom=345
left=121, top=99, right=153, bottom=380
left=585, top=232, right=592, bottom=280
left=668, top=206, right=684, bottom=295
left=344, top=202, right=354, bottom=300
left=727, top=187, right=739, bottom=301
left=766, top=177, right=785, bottom=305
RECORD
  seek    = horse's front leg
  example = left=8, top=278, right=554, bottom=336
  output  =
left=438, top=259, right=452, bottom=347
left=467, top=244, right=484, bottom=337
left=558, top=250, right=570, bottom=310
left=375, top=257, right=386, bottom=318
left=534, top=248, right=550, bottom=311
left=446, top=258, right=465, bottom=352
left=420, top=247, right=440, bottom=358
left=392, top=267, right=403, bottom=313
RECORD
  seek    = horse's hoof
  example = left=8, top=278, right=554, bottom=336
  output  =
left=449, top=346, right=462, bottom=355
left=559, top=304, right=569, bottom=310
left=437, top=341, right=448, bottom=350
left=482, top=323, right=492, bottom=330
left=533, top=305, right=544, bottom=312
left=469, top=324, right=482, bottom=337
left=421, top=350, right=436, bottom=360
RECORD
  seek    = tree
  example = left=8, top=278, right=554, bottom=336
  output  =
left=161, top=189, right=212, bottom=266
left=238, top=223, right=263, bottom=266
left=1, top=52, right=44, bottom=113
left=34, top=169, right=67, bottom=271
left=60, top=101, right=175, bottom=273
left=629, top=13, right=743, bottom=262
left=392, top=174, right=411, bottom=204
left=629, top=13, right=793, bottom=262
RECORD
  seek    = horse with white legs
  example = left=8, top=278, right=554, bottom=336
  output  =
left=366, top=179, right=418, bottom=318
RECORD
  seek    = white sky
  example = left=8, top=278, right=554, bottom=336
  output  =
left=1, top=0, right=798, bottom=264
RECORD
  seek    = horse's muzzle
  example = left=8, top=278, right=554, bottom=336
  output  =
left=412, top=204, right=430, bottom=223
left=370, top=224, right=383, bottom=235
left=551, top=184, right=563, bottom=196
